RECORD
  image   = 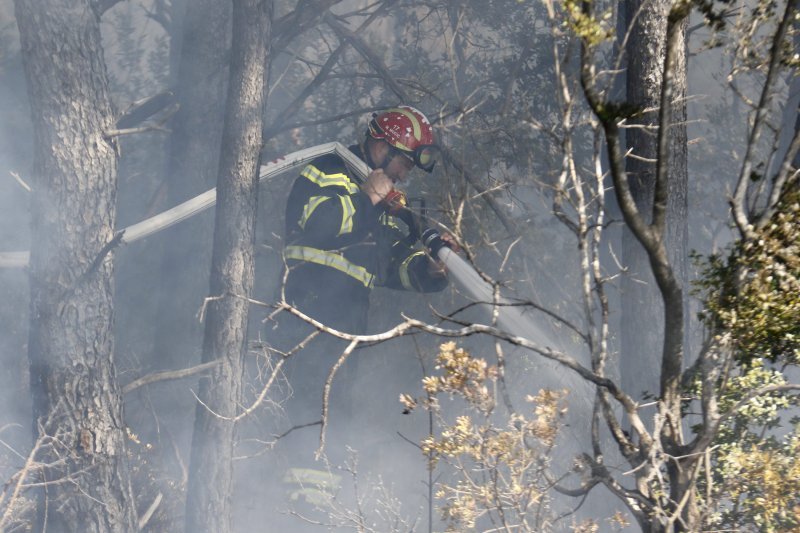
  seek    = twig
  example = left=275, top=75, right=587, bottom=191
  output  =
left=9, top=171, right=31, bottom=192
left=234, top=421, right=322, bottom=460
left=0, top=435, right=45, bottom=530
left=197, top=292, right=270, bottom=323
left=137, top=492, right=162, bottom=530
left=317, top=339, right=360, bottom=458
left=732, top=0, right=799, bottom=239
left=104, top=124, right=170, bottom=138
left=104, top=103, right=178, bottom=139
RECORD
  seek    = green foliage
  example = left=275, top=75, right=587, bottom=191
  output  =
left=694, top=184, right=800, bottom=531
left=698, top=359, right=800, bottom=531
left=697, top=184, right=800, bottom=366
left=691, top=0, right=737, bottom=32
left=561, top=0, right=615, bottom=47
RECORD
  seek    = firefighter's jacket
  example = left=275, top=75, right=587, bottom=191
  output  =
left=283, top=146, right=447, bottom=334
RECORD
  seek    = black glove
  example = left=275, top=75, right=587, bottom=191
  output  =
left=421, top=228, right=446, bottom=256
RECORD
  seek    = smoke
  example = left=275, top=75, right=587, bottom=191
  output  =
left=3, top=1, right=798, bottom=531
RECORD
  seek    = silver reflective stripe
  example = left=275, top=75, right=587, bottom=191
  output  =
left=301, top=164, right=359, bottom=194
left=399, top=251, right=424, bottom=290
left=299, top=195, right=330, bottom=229
left=338, top=195, right=355, bottom=235
left=285, top=245, right=374, bottom=288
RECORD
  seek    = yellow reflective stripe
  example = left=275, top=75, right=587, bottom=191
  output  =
left=285, top=245, right=374, bottom=288
left=399, top=251, right=425, bottom=290
left=337, top=195, right=355, bottom=236
left=301, top=164, right=359, bottom=194
left=379, top=212, right=401, bottom=231
left=299, top=195, right=330, bottom=230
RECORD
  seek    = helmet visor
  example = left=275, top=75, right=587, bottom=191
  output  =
left=413, top=145, right=438, bottom=172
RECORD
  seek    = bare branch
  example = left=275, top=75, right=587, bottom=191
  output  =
left=324, top=11, right=407, bottom=99
left=115, top=91, right=175, bottom=129
left=732, top=0, right=799, bottom=239
left=756, top=124, right=800, bottom=230
left=104, top=102, right=178, bottom=138
left=321, top=8, right=517, bottom=235
left=122, top=360, right=221, bottom=395
left=137, top=492, right=163, bottom=530
left=317, top=339, right=360, bottom=458
left=9, top=171, right=32, bottom=193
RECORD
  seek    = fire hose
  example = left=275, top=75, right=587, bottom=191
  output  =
left=1, top=142, right=592, bottom=438
left=0, top=142, right=557, bottom=348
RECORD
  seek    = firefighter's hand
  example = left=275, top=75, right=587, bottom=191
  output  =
left=422, top=229, right=461, bottom=256
left=440, top=232, right=461, bottom=254
left=362, top=168, right=394, bottom=205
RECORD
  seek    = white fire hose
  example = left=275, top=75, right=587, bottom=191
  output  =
left=1, top=143, right=549, bottom=341
left=0, top=143, right=350, bottom=268
left=0, top=141, right=555, bottom=348
left=2, top=142, right=591, bottom=444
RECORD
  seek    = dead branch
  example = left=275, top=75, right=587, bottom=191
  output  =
left=116, top=91, right=175, bottom=129
left=137, top=492, right=162, bottom=530
left=234, top=421, right=322, bottom=460
left=9, top=171, right=31, bottom=193
left=316, top=339, right=359, bottom=458
left=0, top=435, right=44, bottom=530
left=122, top=360, right=221, bottom=395
left=104, top=103, right=178, bottom=139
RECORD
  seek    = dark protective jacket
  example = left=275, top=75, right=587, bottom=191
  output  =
left=283, top=145, right=447, bottom=334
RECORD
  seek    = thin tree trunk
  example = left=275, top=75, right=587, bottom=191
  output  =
left=151, top=0, right=230, bottom=374
left=620, top=0, right=688, bottom=413
left=621, top=0, right=689, bottom=529
left=184, top=1, right=272, bottom=531
left=15, top=1, right=136, bottom=530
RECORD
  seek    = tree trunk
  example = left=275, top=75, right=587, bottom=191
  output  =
left=150, top=0, right=230, bottom=374
left=15, top=1, right=137, bottom=531
left=620, top=0, right=688, bottom=414
left=621, top=0, right=690, bottom=529
left=184, top=1, right=272, bottom=531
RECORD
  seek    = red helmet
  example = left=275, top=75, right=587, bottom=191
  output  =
left=368, top=106, right=438, bottom=172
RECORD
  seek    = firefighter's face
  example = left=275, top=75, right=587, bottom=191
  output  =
left=373, top=141, right=414, bottom=184
left=384, top=150, right=414, bottom=183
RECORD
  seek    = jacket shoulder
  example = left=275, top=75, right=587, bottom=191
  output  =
left=298, top=153, right=360, bottom=194
left=308, top=153, right=349, bottom=175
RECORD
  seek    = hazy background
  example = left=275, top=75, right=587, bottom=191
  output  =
left=1, top=0, right=794, bottom=530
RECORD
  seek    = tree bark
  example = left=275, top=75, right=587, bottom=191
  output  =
left=620, top=0, right=691, bottom=529
left=184, top=1, right=272, bottom=531
left=14, top=1, right=137, bottom=531
left=620, top=0, right=688, bottom=409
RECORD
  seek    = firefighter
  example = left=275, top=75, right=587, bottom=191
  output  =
left=282, top=105, right=451, bottom=333
left=261, top=107, right=454, bottom=529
